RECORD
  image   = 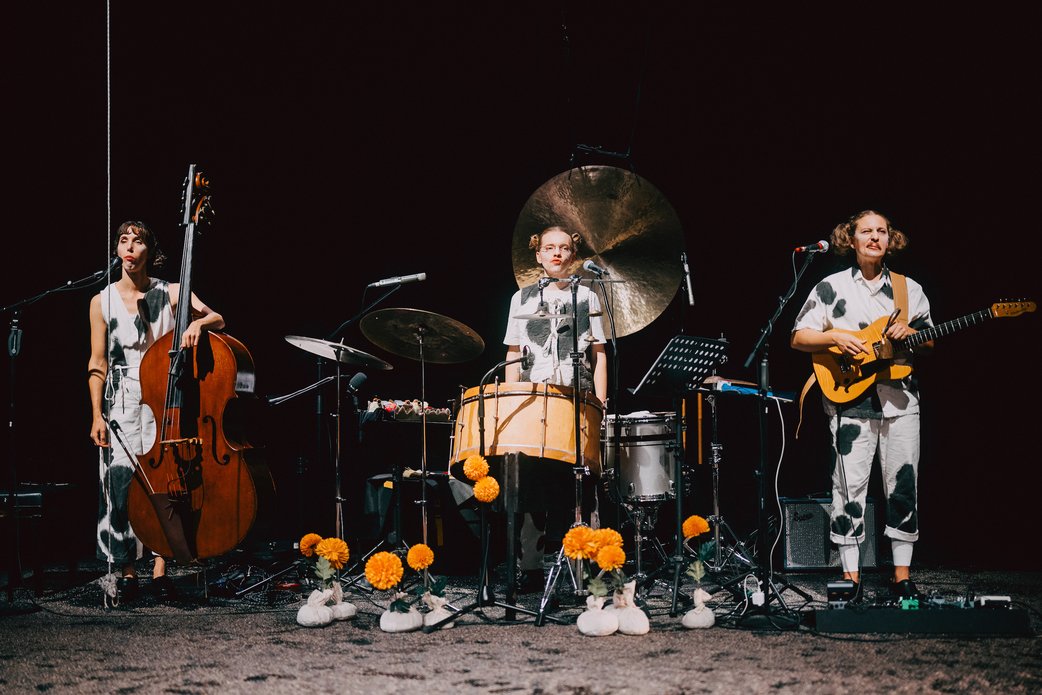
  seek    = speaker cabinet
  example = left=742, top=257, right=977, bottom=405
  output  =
left=780, top=497, right=877, bottom=570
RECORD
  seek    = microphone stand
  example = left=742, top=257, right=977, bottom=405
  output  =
left=308, top=285, right=401, bottom=541
left=536, top=274, right=589, bottom=626
left=740, top=251, right=818, bottom=618
left=3, top=263, right=116, bottom=604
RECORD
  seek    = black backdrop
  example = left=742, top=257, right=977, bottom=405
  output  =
left=4, top=3, right=1040, bottom=570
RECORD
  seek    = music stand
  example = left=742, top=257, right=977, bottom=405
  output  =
left=630, top=334, right=728, bottom=616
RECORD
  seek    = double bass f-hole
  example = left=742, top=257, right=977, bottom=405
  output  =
left=202, top=414, right=231, bottom=464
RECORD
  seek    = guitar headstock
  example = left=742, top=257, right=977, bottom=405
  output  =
left=991, top=299, right=1036, bottom=318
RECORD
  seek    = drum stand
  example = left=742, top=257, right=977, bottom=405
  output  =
left=425, top=350, right=561, bottom=631
left=625, top=502, right=672, bottom=598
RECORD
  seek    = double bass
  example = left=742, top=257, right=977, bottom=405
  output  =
left=128, top=165, right=274, bottom=562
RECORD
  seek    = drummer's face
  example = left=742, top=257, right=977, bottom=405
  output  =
left=535, top=229, right=574, bottom=279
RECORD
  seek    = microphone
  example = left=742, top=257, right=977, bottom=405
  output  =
left=794, top=240, right=830, bottom=253
left=520, top=345, right=534, bottom=371
left=582, top=260, right=609, bottom=276
left=96, top=257, right=121, bottom=278
left=367, top=272, right=427, bottom=288
left=680, top=251, right=694, bottom=307
left=346, top=372, right=367, bottom=394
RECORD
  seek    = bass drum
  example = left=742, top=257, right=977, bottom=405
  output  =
left=603, top=412, right=676, bottom=503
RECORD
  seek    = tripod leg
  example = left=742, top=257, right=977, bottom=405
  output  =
left=535, top=546, right=566, bottom=626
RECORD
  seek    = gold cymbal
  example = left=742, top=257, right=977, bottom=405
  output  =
left=285, top=335, right=394, bottom=370
left=512, top=166, right=683, bottom=338
left=360, top=308, right=485, bottom=364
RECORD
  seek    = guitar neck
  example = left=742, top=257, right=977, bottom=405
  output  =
left=904, top=308, right=992, bottom=348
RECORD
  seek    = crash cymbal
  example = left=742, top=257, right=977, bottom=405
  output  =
left=513, top=165, right=683, bottom=338
left=285, top=335, right=393, bottom=370
left=360, top=308, right=485, bottom=364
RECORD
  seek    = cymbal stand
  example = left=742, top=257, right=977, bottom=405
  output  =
left=536, top=275, right=589, bottom=626
left=425, top=351, right=556, bottom=632
left=415, top=327, right=431, bottom=591
left=320, top=285, right=400, bottom=536
left=699, top=390, right=757, bottom=597
left=242, top=373, right=361, bottom=598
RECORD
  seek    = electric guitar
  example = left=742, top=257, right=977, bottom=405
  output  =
left=812, top=300, right=1035, bottom=404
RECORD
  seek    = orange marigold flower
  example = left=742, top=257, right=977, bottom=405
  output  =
left=365, top=551, right=404, bottom=590
left=592, top=528, right=624, bottom=552
left=683, top=515, right=711, bottom=539
left=407, top=543, right=435, bottom=571
left=596, top=544, right=626, bottom=572
left=299, top=533, right=323, bottom=558
left=473, top=476, right=500, bottom=503
left=562, top=525, right=599, bottom=560
left=315, top=537, right=350, bottom=569
left=462, top=455, right=490, bottom=482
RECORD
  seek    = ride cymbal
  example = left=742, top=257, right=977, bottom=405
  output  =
left=360, top=308, right=485, bottom=364
left=512, top=165, right=683, bottom=338
left=285, top=336, right=394, bottom=370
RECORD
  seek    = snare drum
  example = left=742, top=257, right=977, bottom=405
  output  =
left=451, top=382, right=603, bottom=474
left=603, top=412, right=676, bottom=502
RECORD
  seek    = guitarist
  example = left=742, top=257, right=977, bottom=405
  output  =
left=791, top=210, right=934, bottom=599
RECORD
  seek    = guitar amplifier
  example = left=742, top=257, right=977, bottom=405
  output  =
left=780, top=497, right=877, bottom=570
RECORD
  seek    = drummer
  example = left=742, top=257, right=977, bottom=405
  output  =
left=503, top=225, right=608, bottom=592
left=504, top=226, right=608, bottom=400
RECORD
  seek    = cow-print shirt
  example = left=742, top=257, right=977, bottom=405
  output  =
left=503, top=281, right=606, bottom=393
left=792, top=265, right=932, bottom=418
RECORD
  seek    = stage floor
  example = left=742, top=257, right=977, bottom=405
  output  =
left=1, top=559, right=1040, bottom=694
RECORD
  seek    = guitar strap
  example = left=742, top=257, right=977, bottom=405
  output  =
left=890, top=270, right=909, bottom=324
left=796, top=269, right=908, bottom=438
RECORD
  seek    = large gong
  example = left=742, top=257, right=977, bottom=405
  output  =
left=512, top=165, right=684, bottom=338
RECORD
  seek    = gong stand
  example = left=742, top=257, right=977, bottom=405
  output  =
left=630, top=335, right=727, bottom=616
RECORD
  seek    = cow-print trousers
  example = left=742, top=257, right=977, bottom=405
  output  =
left=828, top=411, right=919, bottom=547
